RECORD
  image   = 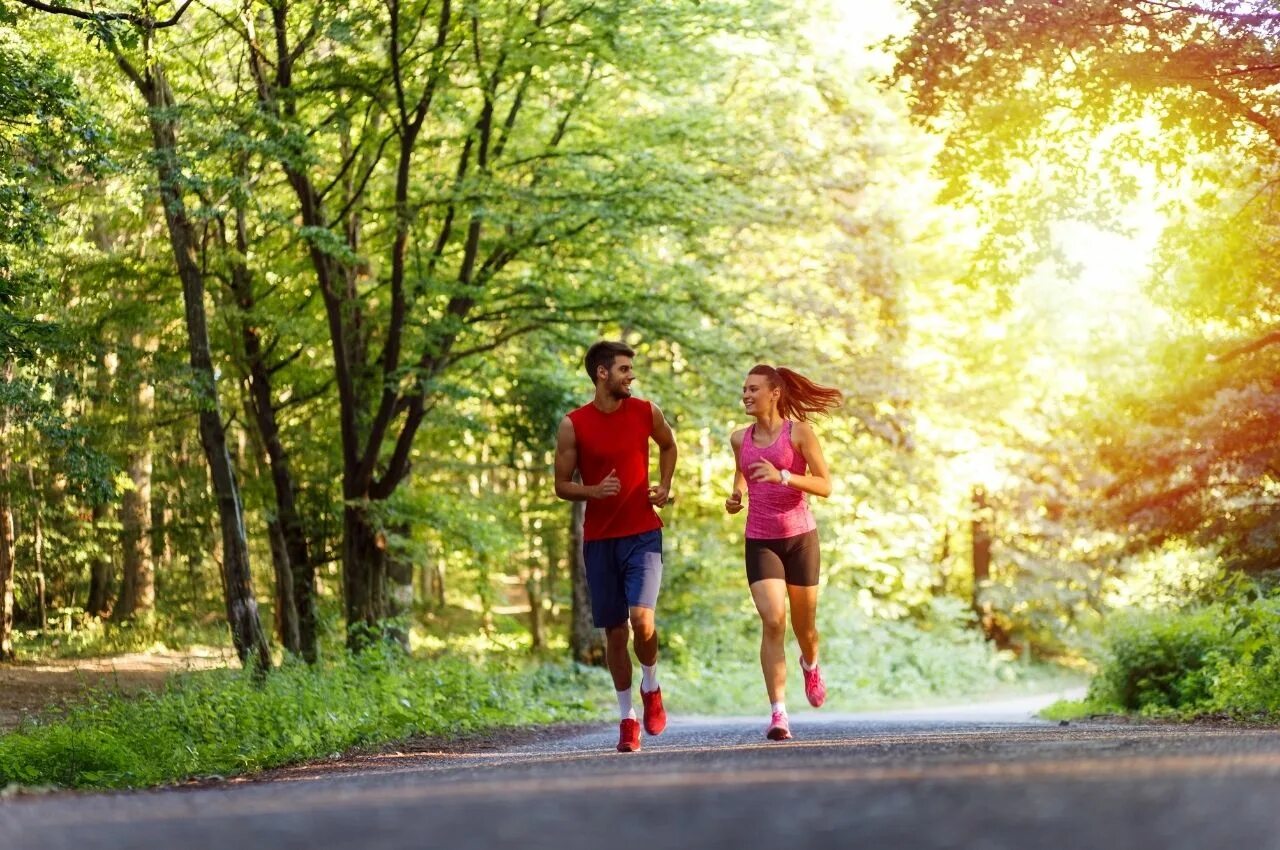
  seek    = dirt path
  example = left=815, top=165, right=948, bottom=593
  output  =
left=0, top=650, right=235, bottom=731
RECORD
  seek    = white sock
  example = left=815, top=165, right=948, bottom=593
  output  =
left=771, top=701, right=787, bottom=716
left=800, top=655, right=818, bottom=671
left=640, top=663, right=659, bottom=693
left=617, top=688, right=637, bottom=721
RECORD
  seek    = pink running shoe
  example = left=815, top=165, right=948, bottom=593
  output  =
left=766, top=710, right=792, bottom=741
left=801, top=658, right=827, bottom=708
left=617, top=717, right=641, bottom=752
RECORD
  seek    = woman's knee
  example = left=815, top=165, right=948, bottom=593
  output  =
left=760, top=614, right=787, bottom=639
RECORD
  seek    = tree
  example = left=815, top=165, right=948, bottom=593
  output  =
left=10, top=0, right=273, bottom=670
left=892, top=0, right=1280, bottom=615
left=0, top=24, right=108, bottom=658
left=219, top=0, right=791, bottom=646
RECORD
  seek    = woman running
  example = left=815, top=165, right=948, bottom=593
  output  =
left=725, top=364, right=841, bottom=740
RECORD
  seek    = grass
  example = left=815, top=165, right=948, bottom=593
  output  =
left=0, top=647, right=611, bottom=790
left=1, top=591, right=1088, bottom=791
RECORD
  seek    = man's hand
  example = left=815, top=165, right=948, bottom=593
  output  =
left=725, top=489, right=744, bottom=514
left=648, top=483, right=672, bottom=508
left=592, top=469, right=621, bottom=499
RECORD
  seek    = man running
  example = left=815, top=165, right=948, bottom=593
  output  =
left=555, top=340, right=677, bottom=753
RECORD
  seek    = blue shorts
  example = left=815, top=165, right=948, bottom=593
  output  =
left=582, top=530, right=663, bottom=628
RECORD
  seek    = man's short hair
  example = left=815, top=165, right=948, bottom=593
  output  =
left=585, top=340, right=635, bottom=384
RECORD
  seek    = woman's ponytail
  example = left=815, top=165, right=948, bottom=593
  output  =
left=749, top=364, right=842, bottom=421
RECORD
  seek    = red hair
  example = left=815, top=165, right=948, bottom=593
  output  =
left=749, top=365, right=842, bottom=421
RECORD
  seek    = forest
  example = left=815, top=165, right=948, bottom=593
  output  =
left=2, top=0, right=1280, bottom=787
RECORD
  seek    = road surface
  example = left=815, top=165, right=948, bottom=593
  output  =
left=4, top=695, right=1280, bottom=850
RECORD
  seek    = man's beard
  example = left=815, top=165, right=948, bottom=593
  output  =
left=608, top=380, right=632, bottom=400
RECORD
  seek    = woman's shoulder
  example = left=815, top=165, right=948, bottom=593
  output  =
left=789, top=419, right=818, bottom=442
left=729, top=425, right=749, bottom=446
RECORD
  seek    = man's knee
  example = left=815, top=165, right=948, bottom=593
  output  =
left=605, top=622, right=631, bottom=645
left=628, top=608, right=655, bottom=637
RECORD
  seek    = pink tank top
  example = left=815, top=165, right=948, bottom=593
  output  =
left=740, top=420, right=816, bottom=540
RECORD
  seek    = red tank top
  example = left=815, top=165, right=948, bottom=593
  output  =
left=568, top=397, right=663, bottom=541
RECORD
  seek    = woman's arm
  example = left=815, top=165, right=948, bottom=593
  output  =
left=726, top=428, right=747, bottom=514
left=789, top=421, right=832, bottom=498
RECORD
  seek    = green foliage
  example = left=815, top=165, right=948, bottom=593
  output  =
left=13, top=613, right=229, bottom=660
left=1072, top=580, right=1280, bottom=719
left=1087, top=606, right=1230, bottom=715
left=662, top=588, right=1028, bottom=714
left=0, top=649, right=608, bottom=789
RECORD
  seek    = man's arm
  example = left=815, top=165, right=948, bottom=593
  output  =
left=554, top=416, right=618, bottom=501
left=648, top=403, right=677, bottom=507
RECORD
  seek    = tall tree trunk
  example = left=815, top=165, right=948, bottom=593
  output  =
left=0, top=360, right=15, bottom=660
left=115, top=362, right=154, bottom=620
left=266, top=519, right=301, bottom=654
left=29, top=467, right=45, bottom=631
left=971, top=485, right=990, bottom=615
left=86, top=500, right=113, bottom=618
left=569, top=499, right=604, bottom=666
left=343, top=504, right=385, bottom=649
left=384, top=523, right=413, bottom=650
left=126, top=56, right=270, bottom=671
left=428, top=552, right=446, bottom=609
left=971, top=485, right=1008, bottom=647
left=230, top=206, right=317, bottom=662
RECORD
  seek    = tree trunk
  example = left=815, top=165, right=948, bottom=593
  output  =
left=30, top=467, right=45, bottom=631
left=266, top=519, right=301, bottom=654
left=569, top=499, right=604, bottom=666
left=343, top=503, right=386, bottom=650
left=115, top=370, right=154, bottom=620
left=971, top=486, right=990, bottom=613
left=384, top=523, right=413, bottom=651
left=87, top=500, right=113, bottom=618
left=0, top=360, right=15, bottom=660
left=132, top=59, right=270, bottom=671
left=228, top=205, right=317, bottom=661
left=429, top=554, right=446, bottom=609
left=971, top=485, right=1009, bottom=646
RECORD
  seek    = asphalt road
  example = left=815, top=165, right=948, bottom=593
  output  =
left=4, top=696, right=1280, bottom=850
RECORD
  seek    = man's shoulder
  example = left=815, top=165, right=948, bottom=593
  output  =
left=567, top=401, right=595, bottom=422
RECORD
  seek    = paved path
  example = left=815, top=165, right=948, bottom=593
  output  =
left=5, top=694, right=1280, bottom=850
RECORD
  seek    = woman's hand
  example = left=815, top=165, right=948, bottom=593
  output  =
left=748, top=459, right=781, bottom=484
left=725, top=489, right=744, bottom=514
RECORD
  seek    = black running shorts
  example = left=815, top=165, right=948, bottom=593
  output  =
left=745, top=530, right=820, bottom=587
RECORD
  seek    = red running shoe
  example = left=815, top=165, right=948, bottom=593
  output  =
left=641, top=687, right=667, bottom=736
left=766, top=710, right=792, bottom=741
left=802, top=658, right=827, bottom=708
left=617, top=717, right=641, bottom=752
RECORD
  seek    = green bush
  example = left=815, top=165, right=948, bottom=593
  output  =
left=0, top=649, right=609, bottom=790
left=1086, top=606, right=1233, bottom=714
left=1071, top=582, right=1280, bottom=720
left=1210, top=594, right=1280, bottom=715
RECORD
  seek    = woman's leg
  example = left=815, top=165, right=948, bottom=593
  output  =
left=749, top=578, right=788, bottom=703
left=787, top=583, right=820, bottom=667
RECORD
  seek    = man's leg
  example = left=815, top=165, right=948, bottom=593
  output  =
left=629, top=605, right=657, bottom=667
left=606, top=620, right=641, bottom=752
left=605, top=621, right=634, bottom=694
left=622, top=531, right=666, bottom=735
left=585, top=538, right=641, bottom=752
